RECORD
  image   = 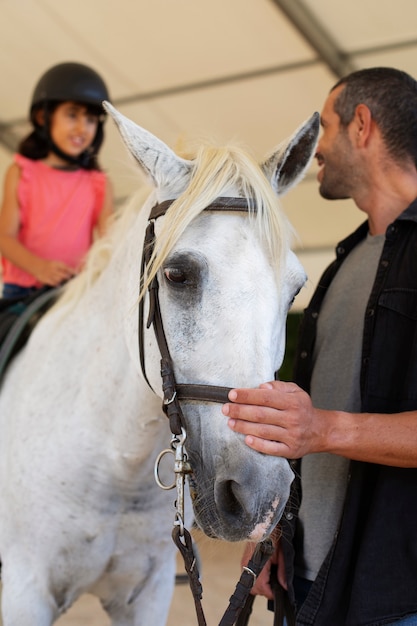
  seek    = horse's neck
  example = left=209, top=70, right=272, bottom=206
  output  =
left=30, top=212, right=169, bottom=465
left=82, top=230, right=165, bottom=436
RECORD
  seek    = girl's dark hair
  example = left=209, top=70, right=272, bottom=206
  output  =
left=332, top=67, right=417, bottom=166
left=18, top=101, right=104, bottom=171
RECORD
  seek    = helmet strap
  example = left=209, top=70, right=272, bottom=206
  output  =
left=49, top=139, right=91, bottom=168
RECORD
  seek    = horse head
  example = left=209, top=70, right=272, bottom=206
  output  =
left=105, top=102, right=318, bottom=542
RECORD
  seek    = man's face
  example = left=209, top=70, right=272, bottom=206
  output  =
left=316, top=86, right=357, bottom=200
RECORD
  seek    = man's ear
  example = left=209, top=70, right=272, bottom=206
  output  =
left=354, top=104, right=372, bottom=146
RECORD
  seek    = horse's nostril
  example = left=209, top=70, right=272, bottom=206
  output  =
left=215, top=479, right=245, bottom=519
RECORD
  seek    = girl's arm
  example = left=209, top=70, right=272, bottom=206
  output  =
left=0, top=162, right=76, bottom=286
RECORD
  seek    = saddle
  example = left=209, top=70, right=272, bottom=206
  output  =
left=0, top=286, right=60, bottom=385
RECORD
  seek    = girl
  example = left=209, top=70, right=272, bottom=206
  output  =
left=0, top=62, right=114, bottom=299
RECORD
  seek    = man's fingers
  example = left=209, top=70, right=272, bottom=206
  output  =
left=244, top=435, right=290, bottom=457
left=223, top=404, right=278, bottom=427
left=227, top=382, right=301, bottom=409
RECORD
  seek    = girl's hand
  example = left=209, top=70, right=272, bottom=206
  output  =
left=33, top=258, right=76, bottom=286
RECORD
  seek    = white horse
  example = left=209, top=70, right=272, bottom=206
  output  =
left=0, top=103, right=318, bottom=625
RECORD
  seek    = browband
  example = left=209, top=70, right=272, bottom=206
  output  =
left=149, top=196, right=256, bottom=220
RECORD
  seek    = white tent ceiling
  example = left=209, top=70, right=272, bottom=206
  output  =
left=1, top=0, right=417, bottom=308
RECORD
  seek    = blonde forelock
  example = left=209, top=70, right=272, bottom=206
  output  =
left=141, top=142, right=291, bottom=298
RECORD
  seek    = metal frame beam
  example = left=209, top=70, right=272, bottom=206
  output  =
left=0, top=58, right=320, bottom=154
left=1, top=2, right=416, bottom=156
left=269, top=0, right=357, bottom=79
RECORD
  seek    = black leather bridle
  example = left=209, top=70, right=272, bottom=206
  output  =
left=138, top=196, right=255, bottom=435
left=139, top=196, right=293, bottom=626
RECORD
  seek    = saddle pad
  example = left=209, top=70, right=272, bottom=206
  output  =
left=0, top=286, right=61, bottom=385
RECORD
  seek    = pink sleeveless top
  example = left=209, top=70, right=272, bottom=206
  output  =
left=2, top=154, right=107, bottom=287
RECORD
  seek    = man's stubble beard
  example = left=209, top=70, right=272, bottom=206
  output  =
left=318, top=138, right=357, bottom=201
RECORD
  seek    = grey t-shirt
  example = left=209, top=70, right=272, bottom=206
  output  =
left=295, top=233, right=385, bottom=581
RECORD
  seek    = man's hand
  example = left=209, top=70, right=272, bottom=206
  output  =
left=223, top=380, right=325, bottom=458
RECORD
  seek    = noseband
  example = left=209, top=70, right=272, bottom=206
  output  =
left=138, top=196, right=254, bottom=435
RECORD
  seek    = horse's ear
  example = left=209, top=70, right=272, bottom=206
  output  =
left=103, top=102, right=192, bottom=194
left=261, top=112, right=320, bottom=197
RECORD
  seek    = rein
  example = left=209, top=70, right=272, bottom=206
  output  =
left=140, top=196, right=275, bottom=625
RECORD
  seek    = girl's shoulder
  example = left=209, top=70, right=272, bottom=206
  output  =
left=14, top=154, right=36, bottom=170
left=87, top=170, right=108, bottom=216
left=88, top=168, right=107, bottom=183
left=88, top=168, right=108, bottom=194
left=13, top=154, right=48, bottom=183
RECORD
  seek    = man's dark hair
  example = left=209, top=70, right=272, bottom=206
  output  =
left=332, top=67, right=417, bottom=166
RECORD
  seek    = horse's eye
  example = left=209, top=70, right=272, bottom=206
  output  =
left=287, top=286, right=302, bottom=311
left=164, top=267, right=186, bottom=284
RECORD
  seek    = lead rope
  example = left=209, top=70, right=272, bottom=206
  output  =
left=173, top=528, right=275, bottom=626
left=173, top=526, right=207, bottom=626
left=271, top=580, right=296, bottom=626
left=218, top=539, right=274, bottom=626
left=155, top=431, right=275, bottom=626
left=156, top=430, right=207, bottom=625
left=226, top=561, right=295, bottom=626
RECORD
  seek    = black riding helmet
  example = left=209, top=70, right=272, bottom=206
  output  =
left=30, top=62, right=110, bottom=168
